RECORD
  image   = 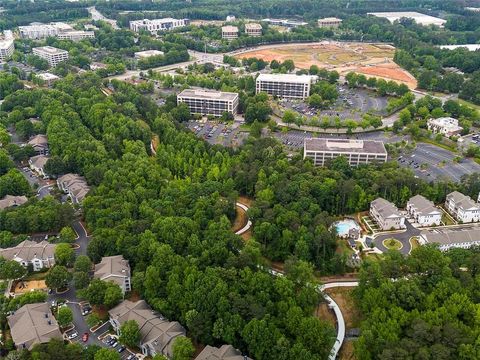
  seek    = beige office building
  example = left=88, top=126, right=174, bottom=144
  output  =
left=32, top=46, right=69, bottom=67
left=317, top=17, right=342, bottom=28
left=256, top=73, right=317, bottom=100
left=245, top=23, right=262, bottom=36
left=0, top=39, right=14, bottom=61
left=222, top=25, right=239, bottom=40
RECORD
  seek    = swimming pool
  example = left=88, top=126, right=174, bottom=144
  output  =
left=333, top=219, right=360, bottom=238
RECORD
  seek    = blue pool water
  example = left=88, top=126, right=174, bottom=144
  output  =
left=334, top=219, right=360, bottom=237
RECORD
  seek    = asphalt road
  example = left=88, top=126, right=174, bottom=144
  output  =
left=373, top=220, right=420, bottom=255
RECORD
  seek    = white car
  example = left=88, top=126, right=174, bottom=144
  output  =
left=67, top=332, right=78, bottom=340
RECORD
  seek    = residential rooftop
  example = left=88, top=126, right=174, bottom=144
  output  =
left=304, top=138, right=387, bottom=155
left=421, top=227, right=480, bottom=246
left=447, top=191, right=478, bottom=210
left=371, top=197, right=401, bottom=218
left=194, top=345, right=253, bottom=360
left=94, top=255, right=130, bottom=283
left=408, top=195, right=439, bottom=215
left=178, top=88, right=238, bottom=101
left=0, top=195, right=28, bottom=210
left=0, top=240, right=56, bottom=262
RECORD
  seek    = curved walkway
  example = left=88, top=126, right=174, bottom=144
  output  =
left=235, top=200, right=359, bottom=360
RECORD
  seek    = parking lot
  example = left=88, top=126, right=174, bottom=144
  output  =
left=99, top=334, right=137, bottom=360
left=280, top=85, right=388, bottom=122
left=186, top=120, right=248, bottom=147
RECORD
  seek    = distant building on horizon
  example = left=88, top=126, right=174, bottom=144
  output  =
left=317, top=17, right=342, bottom=28
left=245, top=23, right=262, bottom=37
left=129, top=18, right=189, bottom=34
left=222, top=25, right=239, bottom=40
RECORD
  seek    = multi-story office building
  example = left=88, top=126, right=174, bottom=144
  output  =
left=370, top=198, right=406, bottom=230
left=18, top=22, right=72, bottom=39
left=256, top=74, right=317, bottom=100
left=245, top=23, right=262, bottom=36
left=445, top=191, right=480, bottom=223
left=0, top=39, right=14, bottom=61
left=317, top=17, right=343, bottom=28
left=134, top=50, right=164, bottom=60
left=32, top=46, right=69, bottom=67
left=303, top=138, right=387, bottom=166
left=129, top=18, right=189, bottom=34
left=56, top=30, right=95, bottom=41
left=177, top=88, right=239, bottom=117
left=222, top=25, right=239, bottom=40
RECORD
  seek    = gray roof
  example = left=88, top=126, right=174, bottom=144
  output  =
left=7, top=303, right=62, bottom=350
left=178, top=88, right=238, bottom=101
left=446, top=191, right=479, bottom=210
left=0, top=195, right=28, bottom=210
left=304, top=138, right=387, bottom=155
left=421, top=227, right=480, bottom=246
left=27, top=134, right=48, bottom=146
left=0, top=240, right=56, bottom=262
left=371, top=197, right=401, bottom=218
left=94, top=255, right=130, bottom=286
left=407, top=195, right=440, bottom=216
left=195, top=345, right=253, bottom=360
left=29, top=155, right=49, bottom=169
left=109, top=300, right=185, bottom=358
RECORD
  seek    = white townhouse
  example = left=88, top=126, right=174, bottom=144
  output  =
left=445, top=191, right=480, bottom=223
left=420, top=228, right=480, bottom=251
left=0, top=240, right=56, bottom=271
left=406, top=195, right=442, bottom=227
left=370, top=198, right=405, bottom=230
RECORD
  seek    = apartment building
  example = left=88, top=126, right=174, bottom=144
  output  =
left=427, top=117, right=463, bottom=137
left=420, top=227, right=480, bottom=251
left=134, top=50, right=164, bottom=60
left=445, top=191, right=480, bottom=223
left=18, top=22, right=72, bottom=39
left=317, top=17, right=343, bottom=28
left=27, top=134, right=49, bottom=155
left=57, top=173, right=90, bottom=204
left=94, top=255, right=131, bottom=294
left=222, top=25, right=239, bottom=40
left=195, top=345, right=253, bottom=360
left=32, top=46, right=69, bottom=67
left=256, top=74, right=317, bottom=99
left=7, top=303, right=62, bottom=350
left=29, top=155, right=49, bottom=177
left=129, top=18, right=189, bottom=34
left=370, top=198, right=405, bottom=230
left=406, top=195, right=442, bottom=227
left=303, top=138, right=387, bottom=167
left=245, top=23, right=262, bottom=36
left=56, top=30, right=95, bottom=41
left=0, top=240, right=56, bottom=271
left=0, top=39, right=14, bottom=61
left=109, top=300, right=186, bottom=358
left=177, top=88, right=239, bottom=117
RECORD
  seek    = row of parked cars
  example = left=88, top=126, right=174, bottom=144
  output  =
left=102, top=335, right=135, bottom=359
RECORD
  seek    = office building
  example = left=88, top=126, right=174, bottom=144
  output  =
left=420, top=227, right=480, bottom=251
left=317, top=17, right=342, bottom=28
left=427, top=117, right=463, bottom=137
left=56, top=30, right=95, bottom=41
left=256, top=73, right=317, bottom=100
left=32, top=46, right=69, bottom=67
left=262, top=18, right=308, bottom=27
left=245, top=23, right=262, bottom=36
left=18, top=22, right=73, bottom=39
left=370, top=198, right=405, bottom=230
left=222, top=25, right=239, bottom=40
left=445, top=191, right=480, bottom=223
left=406, top=195, right=441, bottom=227
left=134, top=50, right=164, bottom=60
left=177, top=88, right=239, bottom=117
left=94, top=255, right=131, bottom=294
left=303, top=138, right=387, bottom=167
left=7, top=303, right=62, bottom=350
left=129, top=18, right=189, bottom=34
left=0, top=39, right=14, bottom=61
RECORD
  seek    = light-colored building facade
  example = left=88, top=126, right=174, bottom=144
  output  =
left=370, top=198, right=405, bottom=230
left=27, top=134, right=49, bottom=155
left=445, top=191, right=480, bottom=223
left=226, top=15, right=236, bottom=22
left=37, top=73, right=60, bottom=86
left=427, top=117, right=463, bottom=137
left=32, top=46, right=69, bottom=67
left=262, top=18, right=308, bottom=27
left=303, top=138, right=387, bottom=167
left=7, top=303, right=62, bottom=350
left=420, top=227, right=480, bottom=251
left=29, top=155, right=49, bottom=177
left=317, top=17, right=342, bottom=28
left=367, top=12, right=446, bottom=27
left=0, top=39, right=14, bottom=61
left=195, top=345, right=253, bottom=360
left=256, top=74, right=317, bottom=100
left=134, top=50, right=165, bottom=60
left=129, top=18, right=188, bottom=34
left=94, top=255, right=131, bottom=294
left=109, top=300, right=186, bottom=358
left=406, top=195, right=441, bottom=227
left=0, top=195, right=28, bottom=210
left=177, top=88, right=239, bottom=117
left=56, top=30, right=95, bottom=41
left=18, top=22, right=73, bottom=39
left=0, top=240, right=56, bottom=271
left=245, top=23, right=262, bottom=36
left=222, top=25, right=239, bottom=40
left=57, top=173, right=90, bottom=204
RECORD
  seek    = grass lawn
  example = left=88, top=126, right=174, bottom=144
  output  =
left=382, top=238, right=403, bottom=250
left=441, top=210, right=456, bottom=226
left=457, top=98, right=480, bottom=112
left=409, top=237, right=420, bottom=252
left=23, top=271, right=48, bottom=281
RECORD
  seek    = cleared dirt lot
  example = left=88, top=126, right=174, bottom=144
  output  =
left=235, top=41, right=417, bottom=88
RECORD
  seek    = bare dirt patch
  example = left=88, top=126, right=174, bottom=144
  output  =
left=339, top=339, right=357, bottom=360
left=235, top=41, right=417, bottom=88
left=14, top=280, right=47, bottom=294
left=325, top=287, right=361, bottom=329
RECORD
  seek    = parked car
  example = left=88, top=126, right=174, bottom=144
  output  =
left=81, top=306, right=92, bottom=316
left=82, top=332, right=89, bottom=342
left=111, top=341, right=118, bottom=348
left=67, top=331, right=78, bottom=340
left=118, top=346, right=126, bottom=353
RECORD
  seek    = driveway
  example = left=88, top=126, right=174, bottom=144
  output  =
left=373, top=220, right=420, bottom=255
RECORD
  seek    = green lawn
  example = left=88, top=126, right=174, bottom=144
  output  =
left=382, top=238, right=403, bottom=251
left=457, top=98, right=480, bottom=112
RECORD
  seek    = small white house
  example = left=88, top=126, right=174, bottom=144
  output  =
left=406, top=195, right=442, bottom=227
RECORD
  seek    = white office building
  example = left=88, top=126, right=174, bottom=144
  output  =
left=445, top=191, right=480, bottom=223
left=406, top=195, right=442, bottom=227
left=0, top=39, right=14, bottom=62
left=177, top=88, right=239, bottom=117
left=256, top=73, right=317, bottom=100
left=134, top=50, right=164, bottom=60
left=262, top=18, right=308, bottom=27
left=245, top=23, right=262, bottom=37
left=129, top=18, right=188, bottom=34
left=32, top=46, right=69, bottom=67
left=18, top=22, right=73, bottom=39
left=222, top=25, right=239, bottom=40
left=56, top=30, right=95, bottom=41
left=317, top=17, right=343, bottom=28
left=303, top=138, right=387, bottom=166
left=367, top=12, right=446, bottom=27
left=427, top=117, right=463, bottom=137
left=370, top=198, right=406, bottom=230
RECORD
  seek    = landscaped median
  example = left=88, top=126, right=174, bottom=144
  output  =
left=382, top=238, right=403, bottom=251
